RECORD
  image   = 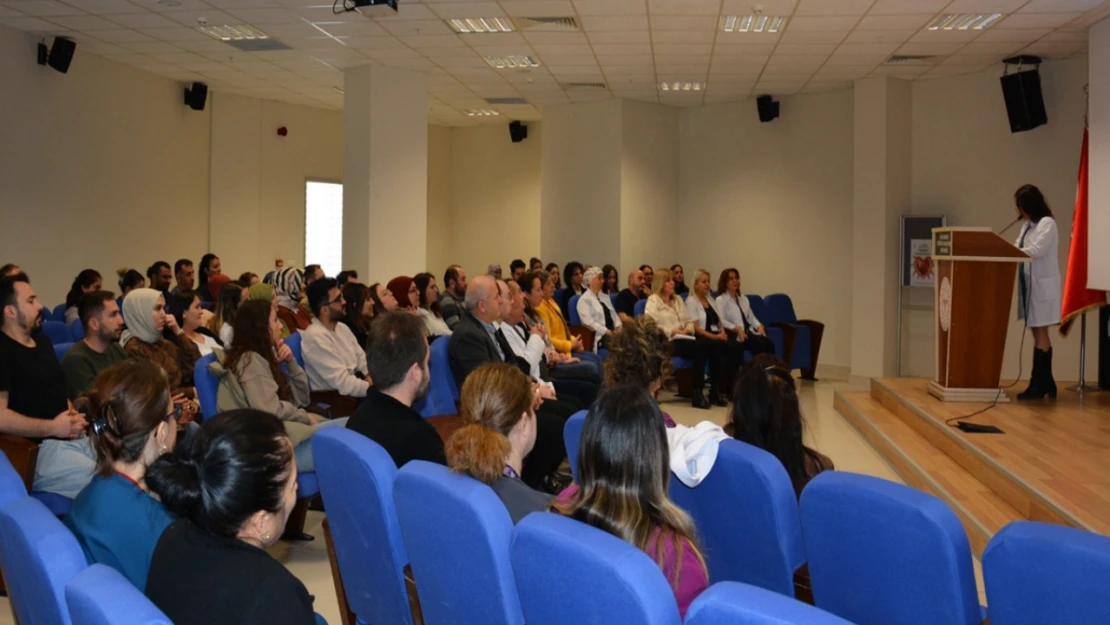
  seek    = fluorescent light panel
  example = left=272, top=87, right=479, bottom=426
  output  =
left=659, top=81, right=704, bottom=92
left=926, top=13, right=1004, bottom=31
left=465, top=109, right=500, bottom=116
left=721, top=15, right=786, bottom=33
left=485, top=55, right=540, bottom=69
left=197, top=24, right=269, bottom=41
left=447, top=17, right=514, bottom=33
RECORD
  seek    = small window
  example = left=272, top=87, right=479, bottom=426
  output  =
left=305, top=181, right=343, bottom=278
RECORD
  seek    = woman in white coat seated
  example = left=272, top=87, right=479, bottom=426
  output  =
left=1014, top=184, right=1062, bottom=400
left=715, top=268, right=776, bottom=356
left=685, top=269, right=745, bottom=397
left=576, top=266, right=622, bottom=351
left=645, top=268, right=726, bottom=410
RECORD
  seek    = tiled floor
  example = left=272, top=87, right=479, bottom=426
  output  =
left=0, top=376, right=945, bottom=625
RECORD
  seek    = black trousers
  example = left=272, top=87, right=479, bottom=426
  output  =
left=549, top=367, right=601, bottom=407
left=672, top=337, right=726, bottom=393
left=522, top=395, right=580, bottom=490
left=722, top=332, right=776, bottom=393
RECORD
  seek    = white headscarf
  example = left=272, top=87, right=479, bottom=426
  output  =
left=582, top=266, right=602, bottom=289
left=120, top=288, right=164, bottom=346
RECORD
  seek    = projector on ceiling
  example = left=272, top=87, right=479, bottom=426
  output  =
left=353, top=0, right=397, bottom=17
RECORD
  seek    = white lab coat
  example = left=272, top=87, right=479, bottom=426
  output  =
left=714, top=293, right=764, bottom=333
left=576, top=289, right=622, bottom=337
left=1016, top=217, right=1061, bottom=328
left=684, top=294, right=724, bottom=332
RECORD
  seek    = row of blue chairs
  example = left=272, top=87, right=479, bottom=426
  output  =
left=41, top=319, right=85, bottom=346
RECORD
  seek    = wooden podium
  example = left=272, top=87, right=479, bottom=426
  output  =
left=929, top=227, right=1030, bottom=402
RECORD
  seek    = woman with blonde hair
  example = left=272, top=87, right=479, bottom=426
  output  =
left=644, top=268, right=725, bottom=409
left=446, top=363, right=552, bottom=523
left=686, top=268, right=747, bottom=396
left=552, top=384, right=709, bottom=618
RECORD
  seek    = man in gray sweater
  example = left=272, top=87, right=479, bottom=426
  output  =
left=439, top=264, right=468, bottom=330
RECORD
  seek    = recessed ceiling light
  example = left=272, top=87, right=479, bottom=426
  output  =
left=659, top=81, right=704, bottom=92
left=721, top=15, right=786, bottom=33
left=447, top=17, right=514, bottom=33
left=484, top=55, right=540, bottom=69
left=926, top=13, right=1004, bottom=31
left=465, top=109, right=500, bottom=117
left=197, top=24, right=270, bottom=41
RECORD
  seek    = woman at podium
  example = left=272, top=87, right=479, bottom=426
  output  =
left=1013, top=184, right=1061, bottom=400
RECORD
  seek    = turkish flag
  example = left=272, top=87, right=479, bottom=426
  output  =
left=1060, top=127, right=1108, bottom=336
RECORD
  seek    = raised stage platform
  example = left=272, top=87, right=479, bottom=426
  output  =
left=835, top=378, right=1110, bottom=556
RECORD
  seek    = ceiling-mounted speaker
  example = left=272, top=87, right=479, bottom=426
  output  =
left=36, top=37, right=76, bottom=73
left=1000, top=56, right=1046, bottom=133
left=184, top=82, right=208, bottom=111
left=756, top=94, right=780, bottom=123
left=509, top=120, right=528, bottom=143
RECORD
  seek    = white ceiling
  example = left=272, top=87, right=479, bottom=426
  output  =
left=1, top=0, right=1104, bottom=125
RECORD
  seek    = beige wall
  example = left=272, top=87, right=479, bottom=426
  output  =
left=678, top=90, right=856, bottom=368
left=0, top=25, right=210, bottom=305
left=620, top=101, right=680, bottom=276
left=1091, top=18, right=1110, bottom=291
left=908, top=58, right=1096, bottom=381
left=426, top=125, right=453, bottom=274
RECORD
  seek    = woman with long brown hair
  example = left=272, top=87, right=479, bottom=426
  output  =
left=63, top=360, right=177, bottom=590
left=603, top=317, right=676, bottom=427
left=552, top=384, right=708, bottom=618
left=446, top=363, right=550, bottom=523
left=208, top=281, right=247, bottom=347
left=341, top=282, right=373, bottom=349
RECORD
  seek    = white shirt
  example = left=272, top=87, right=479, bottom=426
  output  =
left=684, top=294, right=724, bottom=333
left=497, top=321, right=547, bottom=382
left=417, top=307, right=453, bottom=337
left=301, top=318, right=370, bottom=398
left=577, top=288, right=622, bottom=337
left=645, top=294, right=693, bottom=338
left=218, top=324, right=234, bottom=348
left=1016, top=217, right=1062, bottom=327
left=189, top=333, right=222, bottom=357
left=715, top=293, right=763, bottom=333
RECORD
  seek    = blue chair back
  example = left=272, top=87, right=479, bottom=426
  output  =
left=685, top=581, right=857, bottom=625
left=52, top=304, right=68, bottom=322
left=68, top=319, right=85, bottom=342
left=562, top=410, right=588, bottom=482
left=511, top=513, right=681, bottom=625
left=395, top=461, right=523, bottom=625
left=983, top=521, right=1110, bottom=625
left=568, top=294, right=582, bottom=325
left=670, top=439, right=805, bottom=596
left=42, top=320, right=71, bottom=346
left=762, top=294, right=798, bottom=324
left=313, top=428, right=413, bottom=625
left=609, top=293, right=618, bottom=306
left=553, top=289, right=565, bottom=308
left=799, top=472, right=982, bottom=625
left=0, top=453, right=26, bottom=504
left=55, top=342, right=74, bottom=362
left=746, top=295, right=766, bottom=320
left=634, top=299, right=647, bottom=318
left=418, top=336, right=459, bottom=418
left=284, top=331, right=305, bottom=369
left=193, top=353, right=219, bottom=421
left=65, top=564, right=172, bottom=625
left=0, top=496, right=88, bottom=625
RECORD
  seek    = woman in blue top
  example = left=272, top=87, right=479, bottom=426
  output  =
left=64, top=360, right=177, bottom=590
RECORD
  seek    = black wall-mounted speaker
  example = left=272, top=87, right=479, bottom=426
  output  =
left=47, top=37, right=76, bottom=73
left=184, top=82, right=208, bottom=111
left=1000, top=69, right=1047, bottom=133
left=509, top=120, right=528, bottom=143
left=757, top=94, right=780, bottom=123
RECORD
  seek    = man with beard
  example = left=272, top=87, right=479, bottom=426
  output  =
left=439, top=264, right=468, bottom=330
left=61, top=291, right=127, bottom=399
left=0, top=273, right=92, bottom=497
left=346, top=311, right=444, bottom=467
left=302, top=278, right=370, bottom=416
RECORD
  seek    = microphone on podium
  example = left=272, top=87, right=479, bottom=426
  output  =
left=998, top=217, right=1022, bottom=236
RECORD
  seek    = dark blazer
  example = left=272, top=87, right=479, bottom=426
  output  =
left=347, top=388, right=446, bottom=468
left=448, top=311, right=529, bottom=389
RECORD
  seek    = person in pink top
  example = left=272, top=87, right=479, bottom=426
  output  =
left=551, top=384, right=709, bottom=618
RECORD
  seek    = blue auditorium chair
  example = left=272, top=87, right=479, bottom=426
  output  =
left=414, top=336, right=458, bottom=419
left=685, top=582, right=857, bottom=625
left=511, top=513, right=682, bottom=625
left=983, top=521, right=1110, bottom=625
left=193, top=353, right=219, bottom=421
left=800, top=472, right=984, bottom=625
left=68, top=319, right=85, bottom=342
left=670, top=439, right=807, bottom=598
left=634, top=299, right=647, bottom=318
left=761, top=294, right=824, bottom=380
left=42, top=320, right=71, bottom=346
left=54, top=342, right=73, bottom=362
left=52, top=304, right=68, bottom=323
left=284, top=330, right=305, bottom=369
left=314, top=429, right=417, bottom=625
left=66, top=564, right=172, bottom=625
left=563, top=410, right=588, bottom=482
left=395, top=461, right=523, bottom=625
left=0, top=496, right=88, bottom=625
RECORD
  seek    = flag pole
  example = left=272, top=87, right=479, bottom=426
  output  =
left=1068, top=313, right=1096, bottom=393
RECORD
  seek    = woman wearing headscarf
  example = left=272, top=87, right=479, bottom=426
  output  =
left=248, top=283, right=274, bottom=304
left=386, top=276, right=420, bottom=313
left=121, top=288, right=201, bottom=419
left=274, top=267, right=312, bottom=335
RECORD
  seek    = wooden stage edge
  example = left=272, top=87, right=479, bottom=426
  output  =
left=835, top=377, right=1110, bottom=542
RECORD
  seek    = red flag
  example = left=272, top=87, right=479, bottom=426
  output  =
left=1060, top=127, right=1108, bottom=336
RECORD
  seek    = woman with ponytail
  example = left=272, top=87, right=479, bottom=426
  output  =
left=63, top=360, right=177, bottom=590
left=727, top=354, right=833, bottom=497
left=551, top=384, right=709, bottom=618
left=65, top=269, right=102, bottom=325
left=145, top=409, right=321, bottom=625
left=446, top=363, right=551, bottom=523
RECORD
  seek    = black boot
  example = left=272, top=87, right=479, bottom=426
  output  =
left=1042, top=348, right=1057, bottom=399
left=708, top=385, right=728, bottom=407
left=1018, top=349, right=1047, bottom=401
left=692, top=389, right=711, bottom=410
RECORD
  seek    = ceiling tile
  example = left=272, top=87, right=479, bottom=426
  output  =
left=974, top=27, right=1052, bottom=42
left=652, top=43, right=710, bottom=55
left=834, top=42, right=900, bottom=55
left=312, top=21, right=390, bottom=36
left=128, top=0, right=217, bottom=12
left=3, top=0, right=84, bottom=16
left=906, top=28, right=979, bottom=43
left=649, top=15, right=716, bottom=30
left=164, top=9, right=239, bottom=26
left=104, top=12, right=181, bottom=28
left=719, top=0, right=798, bottom=14
left=523, top=30, right=586, bottom=44
left=374, top=3, right=437, bottom=19
left=591, top=43, right=650, bottom=55
left=943, top=0, right=1029, bottom=12
left=773, top=42, right=838, bottom=54
left=824, top=53, right=884, bottom=66
left=788, top=16, right=861, bottom=31
left=499, top=1, right=575, bottom=17
left=843, top=28, right=914, bottom=44
left=867, top=0, right=949, bottom=14
left=425, top=2, right=503, bottom=19
left=1020, top=40, right=1088, bottom=57
left=399, top=33, right=466, bottom=47
left=46, top=13, right=119, bottom=28
left=795, top=0, right=874, bottom=16
left=55, top=0, right=145, bottom=13
left=855, top=14, right=931, bottom=29
left=996, top=13, right=1083, bottom=29
left=143, top=25, right=215, bottom=40
left=1042, top=30, right=1087, bottom=42
left=940, top=53, right=1003, bottom=66
left=572, top=0, right=644, bottom=16
left=580, top=14, right=648, bottom=31
left=647, top=0, right=719, bottom=16
left=1019, top=0, right=1105, bottom=11
left=224, top=7, right=301, bottom=23
left=778, top=29, right=849, bottom=43
left=896, top=41, right=964, bottom=55
left=960, top=41, right=1025, bottom=55
left=117, top=39, right=183, bottom=52
left=650, top=29, right=713, bottom=44
left=870, top=64, right=929, bottom=77
left=378, top=18, right=453, bottom=36
left=90, top=27, right=156, bottom=41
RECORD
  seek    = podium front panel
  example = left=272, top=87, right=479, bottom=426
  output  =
left=935, top=259, right=1018, bottom=390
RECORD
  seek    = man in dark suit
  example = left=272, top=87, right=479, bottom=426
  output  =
left=448, top=275, right=572, bottom=492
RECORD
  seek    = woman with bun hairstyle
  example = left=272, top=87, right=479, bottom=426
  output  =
left=145, top=409, right=322, bottom=625
left=63, top=361, right=177, bottom=590
left=446, top=363, right=551, bottom=523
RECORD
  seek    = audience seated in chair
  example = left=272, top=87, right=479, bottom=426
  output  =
left=170, top=258, right=194, bottom=297
left=303, top=264, right=325, bottom=291
left=716, top=268, right=776, bottom=359
left=0, top=272, right=95, bottom=498
left=302, top=278, right=370, bottom=417
left=64, top=269, right=103, bottom=326
left=671, top=264, right=689, bottom=297
left=274, top=267, right=313, bottom=335
left=117, top=268, right=146, bottom=302
left=145, top=410, right=325, bottom=625
left=0, top=264, right=23, bottom=278
left=614, top=269, right=648, bottom=325
left=640, top=265, right=655, bottom=296
left=196, top=254, right=221, bottom=304
left=170, top=290, right=222, bottom=356
left=601, top=264, right=619, bottom=296
left=510, top=259, right=527, bottom=282
left=577, top=266, right=623, bottom=350
left=62, top=291, right=127, bottom=401
left=347, top=311, right=445, bottom=469
left=212, top=300, right=345, bottom=472
left=146, top=261, right=174, bottom=309
left=728, top=355, right=833, bottom=497
left=545, top=263, right=561, bottom=290
left=534, top=272, right=595, bottom=363
left=551, top=384, right=709, bottom=618
left=686, top=268, right=747, bottom=394
left=368, top=281, right=399, bottom=317
left=387, top=276, right=420, bottom=315
left=560, top=262, right=586, bottom=314
left=414, top=272, right=453, bottom=338
left=439, top=264, right=468, bottom=331
left=208, top=281, right=246, bottom=348
left=446, top=363, right=550, bottom=523
left=520, top=271, right=602, bottom=375
left=335, top=269, right=359, bottom=286
left=645, top=268, right=725, bottom=410
left=247, top=282, right=274, bottom=305
left=603, top=317, right=677, bottom=428
left=340, top=283, right=374, bottom=350
left=122, top=289, right=202, bottom=417
left=529, top=257, right=543, bottom=273
left=238, top=271, right=260, bottom=287
left=63, top=361, right=176, bottom=591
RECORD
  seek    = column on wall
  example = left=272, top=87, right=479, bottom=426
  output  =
left=850, top=77, right=912, bottom=380
left=1090, top=17, right=1110, bottom=290
left=209, top=93, right=263, bottom=276
left=343, top=64, right=429, bottom=281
